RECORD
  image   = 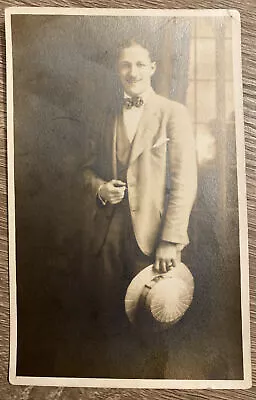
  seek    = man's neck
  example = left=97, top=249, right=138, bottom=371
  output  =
left=124, top=87, right=154, bottom=102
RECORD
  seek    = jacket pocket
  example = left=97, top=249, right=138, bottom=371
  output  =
left=152, top=137, right=169, bottom=149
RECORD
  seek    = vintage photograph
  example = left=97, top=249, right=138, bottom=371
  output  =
left=6, top=8, right=251, bottom=388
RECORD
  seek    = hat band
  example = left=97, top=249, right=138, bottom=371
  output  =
left=138, top=274, right=166, bottom=313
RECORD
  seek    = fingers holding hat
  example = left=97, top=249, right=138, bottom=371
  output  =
left=154, top=259, right=167, bottom=273
left=153, top=258, right=160, bottom=273
left=154, top=259, right=172, bottom=273
left=154, top=241, right=178, bottom=274
left=171, top=258, right=177, bottom=268
left=160, top=260, right=169, bottom=273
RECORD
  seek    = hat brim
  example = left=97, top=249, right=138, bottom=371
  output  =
left=125, top=263, right=194, bottom=325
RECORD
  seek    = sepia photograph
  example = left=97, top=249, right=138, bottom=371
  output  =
left=6, top=8, right=251, bottom=389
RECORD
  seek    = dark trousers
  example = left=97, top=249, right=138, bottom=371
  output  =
left=95, top=200, right=153, bottom=324
left=85, top=200, right=169, bottom=378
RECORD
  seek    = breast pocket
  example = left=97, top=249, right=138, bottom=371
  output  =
left=152, top=137, right=169, bottom=148
left=151, top=138, right=169, bottom=158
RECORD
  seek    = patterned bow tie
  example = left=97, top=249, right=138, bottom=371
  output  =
left=123, top=96, right=144, bottom=109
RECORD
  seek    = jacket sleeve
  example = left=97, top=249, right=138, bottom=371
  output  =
left=83, top=136, right=106, bottom=199
left=161, top=102, right=197, bottom=246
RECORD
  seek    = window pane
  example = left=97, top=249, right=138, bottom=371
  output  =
left=225, top=19, right=232, bottom=38
left=197, top=81, right=216, bottom=123
left=196, top=39, right=216, bottom=80
left=196, top=18, right=216, bottom=37
left=195, top=123, right=216, bottom=165
left=188, top=39, right=195, bottom=80
left=225, top=39, right=233, bottom=80
left=190, top=19, right=196, bottom=38
left=225, top=82, right=235, bottom=120
left=186, top=81, right=195, bottom=120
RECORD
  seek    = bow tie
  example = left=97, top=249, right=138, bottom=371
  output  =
left=123, top=96, right=144, bottom=109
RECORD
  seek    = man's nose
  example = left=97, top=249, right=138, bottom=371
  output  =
left=129, top=64, right=139, bottom=78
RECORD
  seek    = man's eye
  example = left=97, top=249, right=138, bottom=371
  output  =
left=120, top=62, right=130, bottom=68
left=137, top=62, right=146, bottom=67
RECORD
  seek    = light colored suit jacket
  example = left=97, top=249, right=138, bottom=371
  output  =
left=84, top=90, right=197, bottom=256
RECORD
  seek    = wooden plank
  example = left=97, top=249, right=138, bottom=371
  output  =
left=0, top=1, right=255, bottom=399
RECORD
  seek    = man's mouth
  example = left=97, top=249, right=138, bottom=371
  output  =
left=126, top=79, right=142, bottom=84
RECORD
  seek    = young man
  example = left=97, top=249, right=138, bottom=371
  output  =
left=83, top=37, right=197, bottom=377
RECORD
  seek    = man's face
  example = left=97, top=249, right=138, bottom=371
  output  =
left=117, top=44, right=156, bottom=97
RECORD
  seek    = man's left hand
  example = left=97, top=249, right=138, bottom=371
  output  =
left=154, top=241, right=178, bottom=273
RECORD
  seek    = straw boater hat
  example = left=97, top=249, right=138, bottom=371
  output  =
left=125, top=262, right=194, bottom=332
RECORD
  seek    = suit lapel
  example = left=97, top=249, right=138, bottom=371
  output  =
left=112, top=118, right=118, bottom=179
left=109, top=91, right=160, bottom=175
left=102, top=109, right=118, bottom=180
left=129, top=91, right=160, bottom=164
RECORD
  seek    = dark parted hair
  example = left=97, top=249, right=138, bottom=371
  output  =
left=116, top=35, right=159, bottom=63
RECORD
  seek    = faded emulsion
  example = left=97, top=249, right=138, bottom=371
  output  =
left=11, top=13, right=243, bottom=381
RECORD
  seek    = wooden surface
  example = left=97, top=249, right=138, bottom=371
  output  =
left=0, top=0, right=255, bottom=399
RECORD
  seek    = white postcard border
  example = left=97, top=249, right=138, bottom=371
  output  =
left=5, top=7, right=251, bottom=389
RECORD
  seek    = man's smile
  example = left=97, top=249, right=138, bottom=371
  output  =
left=126, top=78, right=142, bottom=84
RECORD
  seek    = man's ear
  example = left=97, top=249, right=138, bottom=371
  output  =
left=150, top=61, right=157, bottom=77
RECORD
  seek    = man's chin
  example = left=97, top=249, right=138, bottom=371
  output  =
left=124, top=86, right=144, bottom=97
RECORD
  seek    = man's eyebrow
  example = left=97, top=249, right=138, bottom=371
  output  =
left=119, top=60, right=147, bottom=64
left=119, top=60, right=131, bottom=65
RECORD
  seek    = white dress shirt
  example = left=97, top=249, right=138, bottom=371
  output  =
left=122, top=87, right=153, bottom=143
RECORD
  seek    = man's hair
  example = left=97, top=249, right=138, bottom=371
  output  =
left=116, top=35, right=158, bottom=62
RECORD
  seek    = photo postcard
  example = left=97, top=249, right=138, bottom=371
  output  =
left=5, top=7, right=251, bottom=389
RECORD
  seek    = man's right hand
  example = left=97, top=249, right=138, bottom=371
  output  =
left=98, top=180, right=126, bottom=205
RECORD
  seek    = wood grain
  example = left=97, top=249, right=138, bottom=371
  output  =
left=0, top=0, right=255, bottom=399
